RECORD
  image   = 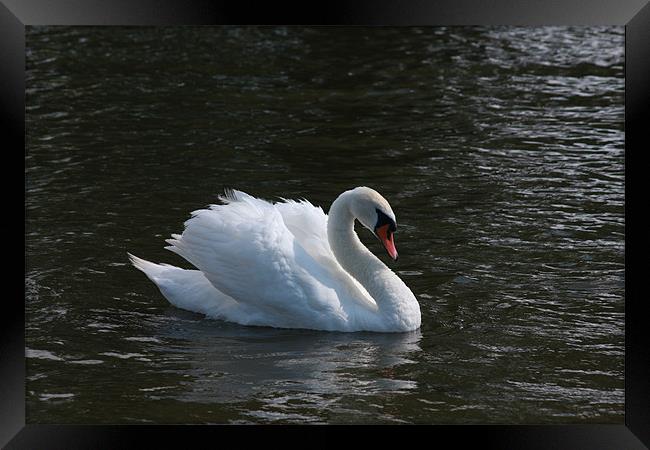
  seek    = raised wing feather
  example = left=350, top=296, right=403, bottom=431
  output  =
left=274, top=197, right=378, bottom=312
left=274, top=198, right=334, bottom=267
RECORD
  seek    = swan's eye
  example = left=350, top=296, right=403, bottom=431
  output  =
left=374, top=208, right=396, bottom=235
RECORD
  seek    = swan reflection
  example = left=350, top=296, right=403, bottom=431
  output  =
left=152, top=312, right=422, bottom=406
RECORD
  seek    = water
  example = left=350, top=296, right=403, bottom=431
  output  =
left=25, top=26, right=625, bottom=424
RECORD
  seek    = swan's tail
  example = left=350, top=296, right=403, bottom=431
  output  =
left=127, top=252, right=238, bottom=318
left=128, top=252, right=169, bottom=281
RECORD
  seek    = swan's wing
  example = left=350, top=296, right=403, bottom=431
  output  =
left=164, top=190, right=348, bottom=328
left=273, top=198, right=334, bottom=267
left=275, top=197, right=378, bottom=312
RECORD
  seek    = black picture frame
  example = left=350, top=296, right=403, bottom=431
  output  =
left=3, top=1, right=649, bottom=448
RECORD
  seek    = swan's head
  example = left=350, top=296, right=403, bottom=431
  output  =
left=348, top=186, right=399, bottom=261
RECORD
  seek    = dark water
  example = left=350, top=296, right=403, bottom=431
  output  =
left=25, top=26, right=624, bottom=424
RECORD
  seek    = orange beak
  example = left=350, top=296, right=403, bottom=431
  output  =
left=376, top=224, right=398, bottom=261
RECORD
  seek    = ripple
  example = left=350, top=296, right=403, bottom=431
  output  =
left=26, top=349, right=64, bottom=361
left=100, top=352, right=147, bottom=359
left=68, top=359, right=105, bottom=365
left=39, top=393, right=75, bottom=401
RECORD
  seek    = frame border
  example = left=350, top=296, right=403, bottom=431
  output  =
left=4, top=1, right=648, bottom=448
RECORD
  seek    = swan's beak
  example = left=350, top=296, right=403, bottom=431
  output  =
left=376, top=224, right=398, bottom=261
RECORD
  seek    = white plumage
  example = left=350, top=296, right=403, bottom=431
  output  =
left=129, top=187, right=421, bottom=332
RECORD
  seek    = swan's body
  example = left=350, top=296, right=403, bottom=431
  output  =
left=129, top=187, right=421, bottom=332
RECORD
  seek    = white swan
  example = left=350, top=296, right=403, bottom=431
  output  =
left=129, top=187, right=421, bottom=332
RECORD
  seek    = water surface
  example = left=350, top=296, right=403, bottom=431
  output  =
left=26, top=26, right=624, bottom=424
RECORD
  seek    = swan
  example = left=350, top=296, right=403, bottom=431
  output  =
left=128, top=187, right=421, bottom=332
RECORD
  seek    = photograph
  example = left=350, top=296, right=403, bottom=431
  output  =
left=25, top=25, right=625, bottom=425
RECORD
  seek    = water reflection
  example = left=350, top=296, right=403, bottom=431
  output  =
left=151, top=311, right=422, bottom=406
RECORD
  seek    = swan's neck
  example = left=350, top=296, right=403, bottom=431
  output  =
left=327, top=193, right=419, bottom=328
